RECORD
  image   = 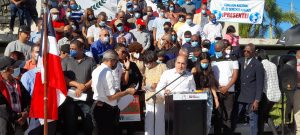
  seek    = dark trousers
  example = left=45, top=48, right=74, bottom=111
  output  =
left=214, top=92, right=235, bottom=135
left=258, top=93, right=278, bottom=135
left=285, top=91, right=295, bottom=123
left=93, top=102, right=120, bottom=135
left=60, top=98, right=93, bottom=135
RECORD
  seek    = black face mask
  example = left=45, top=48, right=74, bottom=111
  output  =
left=63, top=32, right=72, bottom=39
left=164, top=27, right=170, bottom=33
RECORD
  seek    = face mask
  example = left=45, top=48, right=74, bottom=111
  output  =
left=171, top=35, right=177, bottom=42
left=71, top=25, right=76, bottom=31
left=117, top=26, right=124, bottom=32
left=179, top=17, right=184, bottom=22
left=215, top=51, right=223, bottom=59
left=191, top=41, right=198, bottom=47
left=185, top=37, right=191, bottom=43
left=297, top=59, right=300, bottom=64
left=211, top=18, right=217, bottom=24
left=201, top=9, right=206, bottom=14
left=88, top=15, right=94, bottom=20
left=12, top=67, right=20, bottom=78
left=202, top=48, right=209, bottom=53
left=70, top=4, right=77, bottom=10
left=99, top=21, right=106, bottom=27
left=63, top=32, right=71, bottom=38
left=145, top=63, right=151, bottom=69
left=159, top=12, right=165, bottom=17
left=104, top=36, right=110, bottom=43
left=200, top=63, right=208, bottom=69
left=164, top=27, right=170, bottom=33
left=186, top=1, right=191, bottom=5
left=186, top=19, right=192, bottom=25
left=34, top=53, right=39, bottom=61
left=156, top=60, right=162, bottom=64
left=52, top=14, right=59, bottom=21
left=66, top=12, right=71, bottom=18
left=63, top=4, right=68, bottom=9
left=173, top=0, right=178, bottom=4
left=127, top=7, right=133, bottom=12
left=134, top=13, right=141, bottom=18
left=70, top=50, right=78, bottom=57
left=133, top=53, right=140, bottom=59
left=169, top=6, right=174, bottom=11
left=225, top=50, right=231, bottom=55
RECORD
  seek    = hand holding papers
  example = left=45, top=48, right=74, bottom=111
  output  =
left=67, top=89, right=87, bottom=101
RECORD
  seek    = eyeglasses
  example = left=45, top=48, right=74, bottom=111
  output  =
left=243, top=50, right=252, bottom=53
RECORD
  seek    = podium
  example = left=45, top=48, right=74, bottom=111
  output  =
left=165, top=93, right=208, bottom=135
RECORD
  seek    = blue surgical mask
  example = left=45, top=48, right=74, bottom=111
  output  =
left=104, top=36, right=110, bottom=43
left=186, top=1, right=191, bottom=5
left=201, top=9, right=206, bottom=14
left=12, top=67, right=20, bottom=78
left=117, top=26, right=124, bottom=32
left=127, top=7, right=133, bottom=12
left=159, top=12, right=165, bottom=17
left=186, top=19, right=192, bottom=25
left=134, top=12, right=141, bottom=18
left=171, top=35, right=177, bottom=42
left=191, top=41, right=199, bottom=47
left=70, top=50, right=78, bottom=57
left=185, top=37, right=191, bottom=42
left=211, top=18, right=217, bottom=24
left=215, top=51, right=223, bottom=59
left=70, top=4, right=77, bottom=10
left=169, top=6, right=174, bottom=11
left=99, top=21, right=106, bottom=27
left=201, top=63, right=208, bottom=69
left=173, top=0, right=178, bottom=4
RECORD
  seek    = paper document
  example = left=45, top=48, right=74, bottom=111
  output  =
left=67, top=89, right=87, bottom=101
left=118, top=95, right=134, bottom=111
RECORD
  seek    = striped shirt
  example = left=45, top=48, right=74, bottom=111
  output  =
left=70, top=10, right=83, bottom=22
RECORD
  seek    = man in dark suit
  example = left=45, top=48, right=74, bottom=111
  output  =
left=236, top=43, right=264, bottom=135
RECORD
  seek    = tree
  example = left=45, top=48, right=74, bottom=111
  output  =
left=239, top=0, right=300, bottom=38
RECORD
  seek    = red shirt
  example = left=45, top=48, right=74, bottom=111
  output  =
left=52, top=21, right=65, bottom=41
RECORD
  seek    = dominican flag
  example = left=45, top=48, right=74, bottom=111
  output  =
left=29, top=13, right=67, bottom=121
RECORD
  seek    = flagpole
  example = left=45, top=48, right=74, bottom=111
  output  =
left=42, top=0, right=49, bottom=134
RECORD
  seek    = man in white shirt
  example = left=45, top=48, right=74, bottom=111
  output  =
left=203, top=14, right=222, bottom=42
left=156, top=55, right=196, bottom=95
left=177, top=13, right=205, bottom=45
left=86, top=12, right=113, bottom=45
left=211, top=41, right=239, bottom=134
left=92, top=50, right=136, bottom=135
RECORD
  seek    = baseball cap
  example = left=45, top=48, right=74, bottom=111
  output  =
left=136, top=19, right=146, bottom=26
left=18, top=25, right=31, bottom=33
left=50, top=8, right=59, bottom=14
left=114, top=19, right=123, bottom=26
left=0, top=56, right=16, bottom=71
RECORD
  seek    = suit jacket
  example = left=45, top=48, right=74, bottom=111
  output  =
left=237, top=57, right=264, bottom=103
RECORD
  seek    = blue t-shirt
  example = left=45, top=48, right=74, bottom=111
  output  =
left=90, top=40, right=113, bottom=64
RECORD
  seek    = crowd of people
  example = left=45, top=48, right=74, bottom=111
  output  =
left=1, top=0, right=300, bottom=135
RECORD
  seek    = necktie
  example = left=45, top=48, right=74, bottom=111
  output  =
left=244, top=58, right=248, bottom=69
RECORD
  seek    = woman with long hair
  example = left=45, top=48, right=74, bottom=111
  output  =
left=82, top=8, right=95, bottom=38
left=192, top=52, right=219, bottom=134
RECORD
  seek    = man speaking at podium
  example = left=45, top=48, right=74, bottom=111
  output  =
left=156, top=55, right=196, bottom=96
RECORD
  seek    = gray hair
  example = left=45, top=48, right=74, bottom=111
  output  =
left=102, top=50, right=119, bottom=61
left=215, top=41, right=224, bottom=49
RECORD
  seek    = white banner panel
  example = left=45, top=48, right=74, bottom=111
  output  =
left=76, top=0, right=118, bottom=20
left=210, top=0, right=265, bottom=24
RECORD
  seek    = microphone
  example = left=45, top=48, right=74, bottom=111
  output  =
left=146, top=70, right=187, bottom=101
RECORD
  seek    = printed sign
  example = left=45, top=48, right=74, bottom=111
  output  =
left=120, top=95, right=141, bottom=122
left=76, top=0, right=118, bottom=20
left=210, top=0, right=265, bottom=24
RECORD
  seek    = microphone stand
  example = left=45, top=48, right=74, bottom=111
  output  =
left=146, top=71, right=186, bottom=135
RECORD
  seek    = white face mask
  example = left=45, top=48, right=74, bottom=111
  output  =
left=202, top=48, right=209, bottom=53
left=145, top=63, right=151, bottom=69
left=133, top=53, right=140, bottom=59
left=12, top=67, right=20, bottom=78
left=297, top=59, right=300, bottom=64
left=52, top=14, right=59, bottom=21
left=225, top=50, right=231, bottom=55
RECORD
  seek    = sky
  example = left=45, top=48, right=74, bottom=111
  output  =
left=277, top=0, right=300, bottom=31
